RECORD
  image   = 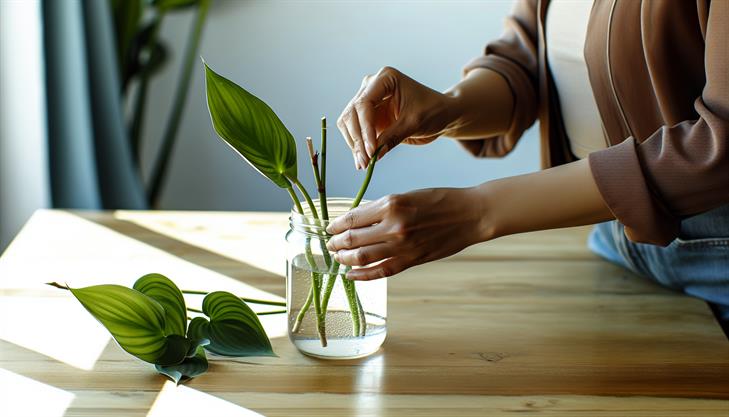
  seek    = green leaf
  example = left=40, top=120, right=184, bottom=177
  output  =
left=133, top=273, right=187, bottom=336
left=204, top=61, right=298, bottom=188
left=151, top=0, right=199, bottom=10
left=69, top=284, right=188, bottom=365
left=109, top=0, right=143, bottom=87
left=188, top=291, right=275, bottom=357
left=156, top=346, right=209, bottom=385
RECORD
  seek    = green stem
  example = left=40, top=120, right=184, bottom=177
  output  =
left=291, top=286, right=313, bottom=333
left=286, top=185, right=304, bottom=214
left=292, top=178, right=319, bottom=220
left=291, top=175, right=333, bottom=268
left=355, top=290, right=366, bottom=336
left=256, top=310, right=286, bottom=316
left=320, top=272, right=338, bottom=312
left=319, top=117, right=328, bottom=220
left=286, top=183, right=326, bottom=345
left=130, top=13, right=165, bottom=164
left=341, top=279, right=360, bottom=337
left=187, top=306, right=284, bottom=316
left=351, top=145, right=383, bottom=208
left=181, top=290, right=285, bottom=307
left=147, top=0, right=211, bottom=207
left=319, top=145, right=383, bottom=335
left=304, top=238, right=326, bottom=346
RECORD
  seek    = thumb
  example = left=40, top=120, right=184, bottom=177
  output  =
left=376, top=118, right=416, bottom=157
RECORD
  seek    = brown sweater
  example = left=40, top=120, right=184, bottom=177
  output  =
left=461, top=0, right=728, bottom=246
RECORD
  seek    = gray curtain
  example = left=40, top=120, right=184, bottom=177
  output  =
left=42, top=0, right=146, bottom=209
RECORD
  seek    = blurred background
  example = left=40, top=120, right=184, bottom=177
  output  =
left=0, top=0, right=538, bottom=250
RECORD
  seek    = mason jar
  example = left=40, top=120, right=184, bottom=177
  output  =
left=286, top=198, right=387, bottom=359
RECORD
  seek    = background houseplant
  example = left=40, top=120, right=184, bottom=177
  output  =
left=110, top=0, right=211, bottom=206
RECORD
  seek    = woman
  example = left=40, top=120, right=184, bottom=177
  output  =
left=325, top=0, right=729, bottom=323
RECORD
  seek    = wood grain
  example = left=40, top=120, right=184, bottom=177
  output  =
left=0, top=210, right=727, bottom=416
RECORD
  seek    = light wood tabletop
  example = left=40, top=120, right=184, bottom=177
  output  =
left=1, top=210, right=727, bottom=417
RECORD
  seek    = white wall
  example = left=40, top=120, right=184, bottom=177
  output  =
left=142, top=0, right=539, bottom=211
left=0, top=0, right=50, bottom=250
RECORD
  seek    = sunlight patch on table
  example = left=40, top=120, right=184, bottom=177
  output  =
left=147, top=381, right=265, bottom=417
left=0, top=210, right=286, bottom=338
left=115, top=210, right=288, bottom=278
left=0, top=296, right=110, bottom=370
left=353, top=355, right=385, bottom=414
left=0, top=368, right=74, bottom=417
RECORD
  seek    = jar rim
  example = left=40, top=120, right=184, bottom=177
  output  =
left=289, top=197, right=370, bottom=235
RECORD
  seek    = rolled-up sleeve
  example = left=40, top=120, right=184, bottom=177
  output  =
left=459, top=0, right=540, bottom=157
left=589, top=1, right=729, bottom=246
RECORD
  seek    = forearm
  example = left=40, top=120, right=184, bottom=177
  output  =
left=443, top=68, right=514, bottom=140
left=472, top=159, right=615, bottom=241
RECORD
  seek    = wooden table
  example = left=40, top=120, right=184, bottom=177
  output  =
left=1, top=210, right=727, bottom=416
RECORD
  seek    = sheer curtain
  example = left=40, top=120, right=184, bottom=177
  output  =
left=0, top=0, right=147, bottom=251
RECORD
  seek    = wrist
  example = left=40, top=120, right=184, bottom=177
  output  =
left=441, top=87, right=470, bottom=137
left=463, top=182, right=501, bottom=243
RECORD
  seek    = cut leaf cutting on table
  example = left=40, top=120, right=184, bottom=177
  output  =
left=47, top=273, right=274, bottom=385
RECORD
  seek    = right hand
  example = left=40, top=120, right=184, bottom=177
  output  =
left=337, top=66, right=459, bottom=169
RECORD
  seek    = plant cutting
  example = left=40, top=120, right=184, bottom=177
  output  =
left=48, top=273, right=280, bottom=384
left=204, top=61, right=387, bottom=358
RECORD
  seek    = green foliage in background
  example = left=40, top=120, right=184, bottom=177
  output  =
left=109, top=0, right=212, bottom=207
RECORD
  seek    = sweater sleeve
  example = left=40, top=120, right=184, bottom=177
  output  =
left=588, top=1, right=729, bottom=246
left=458, top=0, right=540, bottom=158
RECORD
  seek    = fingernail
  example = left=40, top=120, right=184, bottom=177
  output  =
left=365, top=142, right=374, bottom=157
left=354, top=151, right=362, bottom=170
left=358, top=154, right=367, bottom=169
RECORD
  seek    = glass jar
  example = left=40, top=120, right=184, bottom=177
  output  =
left=286, top=198, right=387, bottom=359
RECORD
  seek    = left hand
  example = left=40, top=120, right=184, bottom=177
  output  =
left=326, top=187, right=490, bottom=280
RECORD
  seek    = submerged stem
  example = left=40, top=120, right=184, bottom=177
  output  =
left=319, top=145, right=383, bottom=335
left=287, top=180, right=327, bottom=345
left=291, top=286, right=313, bottom=333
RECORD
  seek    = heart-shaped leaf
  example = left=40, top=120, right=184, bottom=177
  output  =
left=69, top=284, right=189, bottom=365
left=188, top=291, right=274, bottom=357
left=156, top=345, right=209, bottom=385
left=133, top=273, right=187, bottom=337
left=204, top=61, right=298, bottom=188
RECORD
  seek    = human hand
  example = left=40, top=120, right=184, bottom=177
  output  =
left=325, top=187, right=490, bottom=280
left=337, top=66, right=459, bottom=169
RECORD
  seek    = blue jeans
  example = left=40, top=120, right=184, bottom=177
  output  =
left=588, top=204, right=729, bottom=326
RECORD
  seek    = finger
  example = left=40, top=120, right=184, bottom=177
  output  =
left=344, top=110, right=369, bottom=169
left=334, top=242, right=393, bottom=267
left=327, top=222, right=388, bottom=252
left=376, top=118, right=414, bottom=159
left=336, top=114, right=359, bottom=169
left=353, top=100, right=378, bottom=159
left=345, top=256, right=411, bottom=281
left=326, top=200, right=383, bottom=235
